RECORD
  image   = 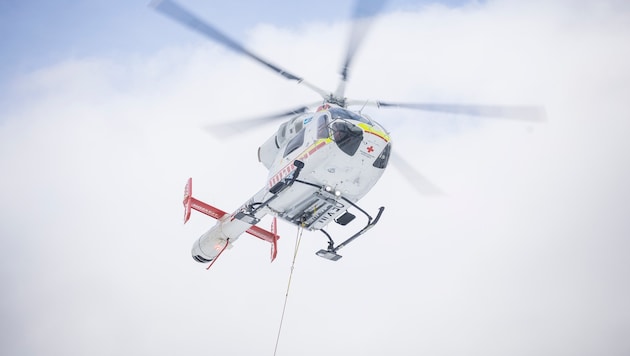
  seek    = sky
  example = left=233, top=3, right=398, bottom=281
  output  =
left=1, top=0, right=630, bottom=355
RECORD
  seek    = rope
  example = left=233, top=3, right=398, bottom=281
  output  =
left=273, top=225, right=304, bottom=356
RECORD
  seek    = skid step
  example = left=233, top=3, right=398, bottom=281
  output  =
left=316, top=249, right=342, bottom=261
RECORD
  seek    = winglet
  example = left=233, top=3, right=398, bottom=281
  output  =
left=183, top=177, right=193, bottom=223
left=270, top=217, right=278, bottom=262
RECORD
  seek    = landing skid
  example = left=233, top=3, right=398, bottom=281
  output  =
left=287, top=178, right=385, bottom=261
left=315, top=248, right=343, bottom=261
left=316, top=202, right=385, bottom=261
left=239, top=159, right=385, bottom=262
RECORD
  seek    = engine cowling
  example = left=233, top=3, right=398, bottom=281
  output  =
left=258, top=116, right=308, bottom=169
left=258, top=131, right=281, bottom=169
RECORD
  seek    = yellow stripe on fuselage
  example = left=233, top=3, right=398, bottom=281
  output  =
left=358, top=123, right=390, bottom=142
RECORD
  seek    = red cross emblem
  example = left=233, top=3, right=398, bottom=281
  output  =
left=367, top=146, right=374, bottom=153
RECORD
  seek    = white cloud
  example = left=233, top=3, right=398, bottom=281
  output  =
left=1, top=1, right=630, bottom=355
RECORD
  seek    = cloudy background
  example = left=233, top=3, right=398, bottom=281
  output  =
left=1, top=0, right=630, bottom=355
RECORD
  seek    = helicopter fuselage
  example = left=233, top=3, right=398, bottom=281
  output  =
left=190, top=106, right=391, bottom=262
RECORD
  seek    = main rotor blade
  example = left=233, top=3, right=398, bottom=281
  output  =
left=204, top=105, right=313, bottom=138
left=335, top=0, right=386, bottom=99
left=150, top=0, right=329, bottom=98
left=334, top=0, right=388, bottom=99
left=390, top=151, right=444, bottom=196
left=372, top=101, right=547, bottom=121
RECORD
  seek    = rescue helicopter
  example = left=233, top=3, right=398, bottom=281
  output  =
left=151, top=0, right=545, bottom=265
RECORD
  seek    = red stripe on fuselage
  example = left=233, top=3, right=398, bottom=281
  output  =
left=365, top=129, right=389, bottom=142
left=268, top=140, right=328, bottom=188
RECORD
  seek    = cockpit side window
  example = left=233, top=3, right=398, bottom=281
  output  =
left=317, top=114, right=330, bottom=139
left=373, top=143, right=391, bottom=169
left=283, top=128, right=305, bottom=157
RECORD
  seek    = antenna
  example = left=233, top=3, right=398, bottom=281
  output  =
left=358, top=99, right=370, bottom=114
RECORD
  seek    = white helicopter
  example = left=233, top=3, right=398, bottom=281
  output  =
left=152, top=0, right=545, bottom=265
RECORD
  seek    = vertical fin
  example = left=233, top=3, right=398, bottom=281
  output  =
left=271, top=217, right=278, bottom=262
left=183, top=177, right=193, bottom=223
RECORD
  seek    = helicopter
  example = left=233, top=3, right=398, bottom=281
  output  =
left=151, top=0, right=545, bottom=265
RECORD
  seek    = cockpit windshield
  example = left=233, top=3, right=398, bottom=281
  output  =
left=329, top=108, right=372, bottom=125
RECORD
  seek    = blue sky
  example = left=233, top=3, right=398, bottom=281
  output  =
left=2, top=1, right=630, bottom=355
left=0, top=0, right=470, bottom=93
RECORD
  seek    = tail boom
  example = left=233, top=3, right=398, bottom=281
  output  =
left=183, top=178, right=280, bottom=263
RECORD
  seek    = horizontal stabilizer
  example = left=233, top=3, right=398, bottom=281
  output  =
left=246, top=225, right=278, bottom=243
left=183, top=178, right=226, bottom=223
